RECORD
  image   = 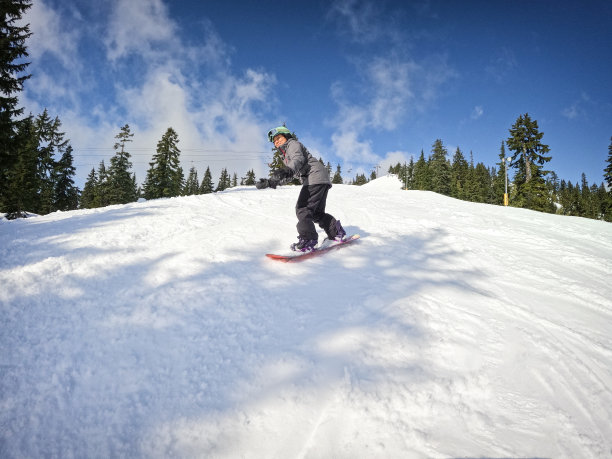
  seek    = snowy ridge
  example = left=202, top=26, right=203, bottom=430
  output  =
left=1, top=176, right=611, bottom=458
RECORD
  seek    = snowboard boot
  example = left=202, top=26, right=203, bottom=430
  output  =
left=333, top=220, right=346, bottom=241
left=290, top=236, right=318, bottom=252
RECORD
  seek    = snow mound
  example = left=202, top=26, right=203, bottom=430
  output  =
left=361, top=174, right=403, bottom=190
left=1, top=182, right=611, bottom=458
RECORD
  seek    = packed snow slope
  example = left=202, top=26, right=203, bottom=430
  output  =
left=2, top=176, right=612, bottom=458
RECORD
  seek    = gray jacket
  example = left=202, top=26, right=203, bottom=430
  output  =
left=279, top=138, right=331, bottom=186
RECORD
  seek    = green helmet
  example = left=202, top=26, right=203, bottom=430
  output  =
left=267, top=126, right=292, bottom=142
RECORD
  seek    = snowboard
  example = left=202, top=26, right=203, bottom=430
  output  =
left=266, top=234, right=360, bottom=263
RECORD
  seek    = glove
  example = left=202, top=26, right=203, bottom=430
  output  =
left=271, top=166, right=293, bottom=182
left=256, top=178, right=269, bottom=189
left=255, top=178, right=279, bottom=189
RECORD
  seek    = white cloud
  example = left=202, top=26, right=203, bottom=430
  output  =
left=105, top=62, right=277, bottom=184
left=21, top=0, right=278, bottom=187
left=104, top=0, right=177, bottom=62
left=329, top=56, right=415, bottom=163
left=329, top=54, right=454, bottom=168
left=329, top=0, right=398, bottom=44
left=331, top=131, right=378, bottom=164
left=326, top=0, right=456, bottom=170
left=471, top=105, right=484, bottom=120
left=379, top=150, right=412, bottom=175
left=562, top=92, right=592, bottom=120
left=23, top=0, right=79, bottom=68
left=562, top=105, right=579, bottom=120
left=366, top=58, right=416, bottom=129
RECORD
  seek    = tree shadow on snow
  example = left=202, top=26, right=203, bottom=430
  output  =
left=1, top=218, right=495, bottom=457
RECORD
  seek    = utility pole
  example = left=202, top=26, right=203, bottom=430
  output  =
left=503, top=156, right=511, bottom=206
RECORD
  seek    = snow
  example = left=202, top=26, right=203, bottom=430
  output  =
left=1, top=175, right=611, bottom=458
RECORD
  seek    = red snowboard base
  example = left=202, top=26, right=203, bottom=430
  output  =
left=266, top=234, right=360, bottom=263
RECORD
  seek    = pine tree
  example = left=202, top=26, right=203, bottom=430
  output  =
left=175, top=166, right=185, bottom=195
left=95, top=160, right=110, bottom=207
left=562, top=180, right=577, bottom=216
left=3, top=114, right=37, bottom=217
left=244, top=169, right=256, bottom=186
left=183, top=166, right=199, bottom=195
left=413, top=150, right=430, bottom=190
left=143, top=127, right=182, bottom=199
left=33, top=110, right=57, bottom=213
left=604, top=137, right=612, bottom=190
left=34, top=110, right=75, bottom=214
left=200, top=166, right=214, bottom=194
left=108, top=124, right=138, bottom=204
left=558, top=180, right=570, bottom=215
left=231, top=172, right=238, bottom=188
left=53, top=145, right=79, bottom=211
left=354, top=173, right=368, bottom=185
left=0, top=0, right=32, bottom=213
left=397, top=161, right=412, bottom=190
left=470, top=163, right=491, bottom=203
left=580, top=173, right=599, bottom=219
left=491, top=142, right=508, bottom=205
left=216, top=168, right=230, bottom=192
left=589, top=182, right=601, bottom=219
left=488, top=166, right=498, bottom=203
left=80, top=168, right=97, bottom=208
left=601, top=138, right=612, bottom=222
left=546, top=171, right=560, bottom=211
left=598, top=182, right=612, bottom=222
left=464, top=151, right=477, bottom=202
left=428, top=139, right=451, bottom=195
left=132, top=174, right=140, bottom=200
left=573, top=181, right=585, bottom=216
left=506, top=113, right=553, bottom=212
left=451, top=147, right=469, bottom=200
left=332, top=164, right=343, bottom=184
left=405, top=158, right=415, bottom=190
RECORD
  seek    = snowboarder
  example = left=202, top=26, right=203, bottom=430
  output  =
left=256, top=126, right=346, bottom=252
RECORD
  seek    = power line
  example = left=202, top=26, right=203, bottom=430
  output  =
left=73, top=148, right=271, bottom=154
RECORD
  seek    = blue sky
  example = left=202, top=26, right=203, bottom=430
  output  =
left=20, top=0, right=612, bottom=189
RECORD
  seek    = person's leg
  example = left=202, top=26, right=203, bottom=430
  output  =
left=296, top=184, right=345, bottom=242
left=295, top=186, right=319, bottom=241
left=311, top=185, right=336, bottom=237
